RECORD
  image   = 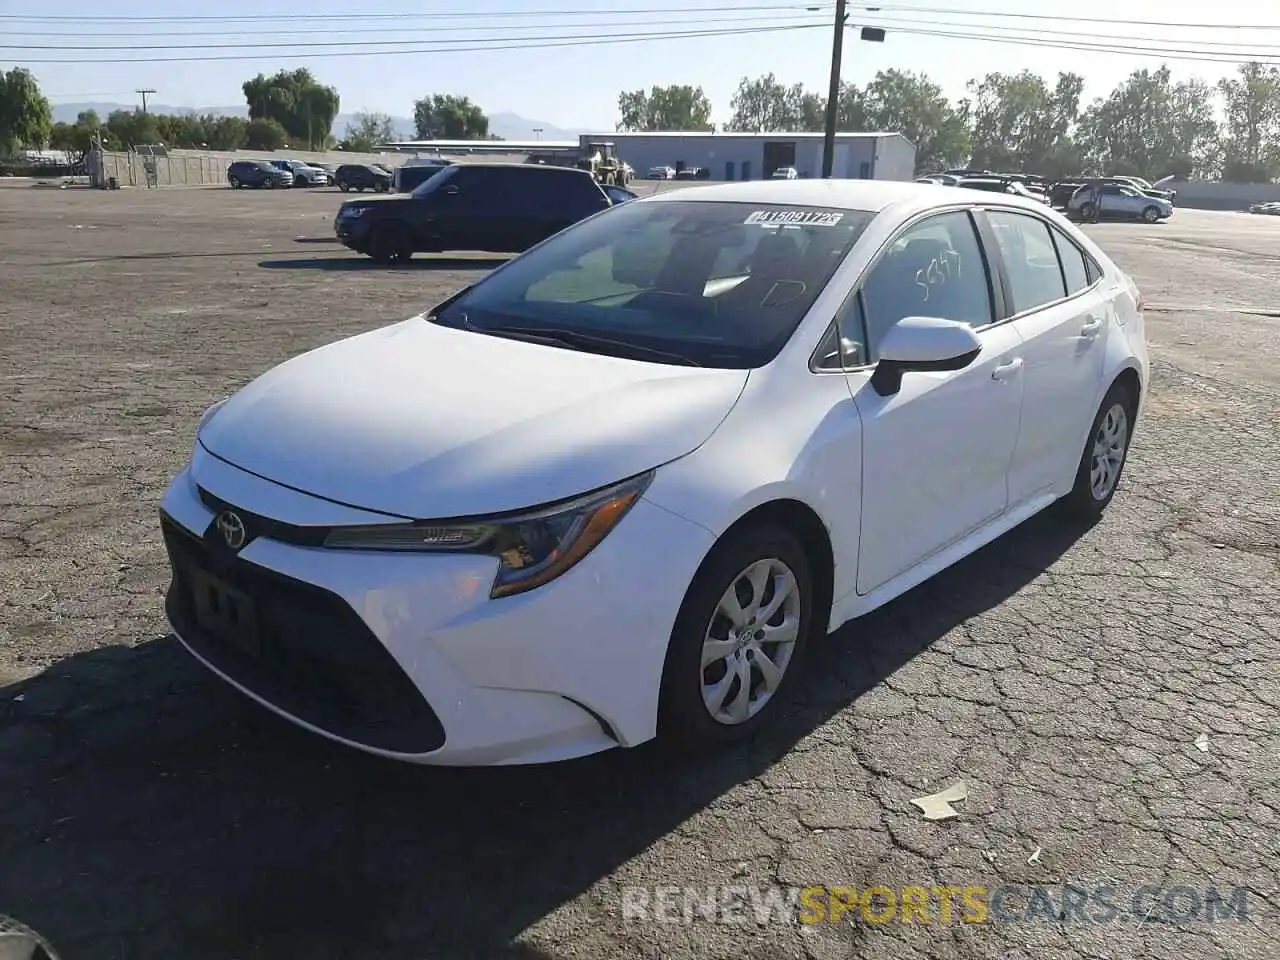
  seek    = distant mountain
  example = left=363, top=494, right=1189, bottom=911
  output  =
left=52, top=102, right=587, bottom=142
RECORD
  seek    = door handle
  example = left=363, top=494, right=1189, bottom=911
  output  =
left=1080, top=317, right=1104, bottom=337
left=991, top=357, right=1024, bottom=381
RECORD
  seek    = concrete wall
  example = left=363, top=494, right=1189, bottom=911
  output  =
left=97, top=147, right=531, bottom=188
left=1161, top=179, right=1280, bottom=211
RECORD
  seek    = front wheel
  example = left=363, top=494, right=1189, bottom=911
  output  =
left=228, top=176, right=241, bottom=189
left=658, top=524, right=814, bottom=752
left=1057, top=381, right=1137, bottom=520
left=367, top=222, right=413, bottom=265
left=1142, top=205, right=1160, bottom=222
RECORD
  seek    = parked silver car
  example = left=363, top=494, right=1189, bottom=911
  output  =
left=1068, top=182, right=1174, bottom=222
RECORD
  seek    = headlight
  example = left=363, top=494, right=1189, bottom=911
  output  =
left=322, top=471, right=653, bottom=598
left=340, top=205, right=369, bottom=218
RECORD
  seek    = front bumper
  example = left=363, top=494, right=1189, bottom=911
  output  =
left=160, top=447, right=716, bottom=765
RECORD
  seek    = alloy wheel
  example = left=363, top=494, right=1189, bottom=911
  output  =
left=1090, top=402, right=1129, bottom=500
left=700, top=558, right=801, bottom=725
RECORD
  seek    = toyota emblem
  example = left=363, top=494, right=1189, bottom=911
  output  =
left=214, top=510, right=247, bottom=549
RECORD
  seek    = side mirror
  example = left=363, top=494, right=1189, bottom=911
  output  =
left=870, top=316, right=982, bottom=396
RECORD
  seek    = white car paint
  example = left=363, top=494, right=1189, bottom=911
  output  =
left=160, top=179, right=1149, bottom=766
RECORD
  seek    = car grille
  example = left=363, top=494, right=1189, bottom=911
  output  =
left=161, top=513, right=446, bottom=754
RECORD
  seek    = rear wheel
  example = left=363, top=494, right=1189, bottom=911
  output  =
left=228, top=176, right=241, bottom=189
left=368, top=222, right=413, bottom=265
left=658, top=524, right=814, bottom=752
left=338, top=182, right=350, bottom=192
left=1057, top=380, right=1137, bottom=520
left=375, top=181, right=389, bottom=192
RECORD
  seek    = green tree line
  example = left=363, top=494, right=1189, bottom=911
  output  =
left=6, top=60, right=1280, bottom=182
left=620, top=62, right=1280, bottom=182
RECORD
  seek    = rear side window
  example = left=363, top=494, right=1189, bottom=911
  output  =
left=1050, top=228, right=1092, bottom=294
left=985, top=211, right=1067, bottom=314
left=536, top=170, right=609, bottom=216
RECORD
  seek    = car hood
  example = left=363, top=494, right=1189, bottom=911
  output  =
left=198, top=317, right=748, bottom=518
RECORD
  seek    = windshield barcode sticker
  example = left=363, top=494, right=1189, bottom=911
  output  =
left=745, top=210, right=845, bottom=227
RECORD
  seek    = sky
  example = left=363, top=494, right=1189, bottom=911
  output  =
left=6, top=0, right=1280, bottom=132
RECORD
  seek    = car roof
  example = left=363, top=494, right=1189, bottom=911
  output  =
left=642, top=179, right=1016, bottom=214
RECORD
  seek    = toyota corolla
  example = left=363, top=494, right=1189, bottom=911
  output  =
left=160, top=180, right=1148, bottom=766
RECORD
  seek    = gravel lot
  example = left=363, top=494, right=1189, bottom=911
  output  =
left=0, top=183, right=1276, bottom=960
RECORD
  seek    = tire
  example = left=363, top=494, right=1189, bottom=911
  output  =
left=368, top=222, right=413, bottom=265
left=375, top=181, right=389, bottom=192
left=338, top=183, right=350, bottom=192
left=658, top=523, right=815, bottom=752
left=228, top=176, right=241, bottom=189
left=1142, top=205, right=1160, bottom=222
left=1057, top=380, right=1137, bottom=521
left=1080, top=202, right=1096, bottom=220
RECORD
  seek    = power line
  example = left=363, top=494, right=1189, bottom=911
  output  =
left=854, top=3, right=1280, bottom=31
left=12, top=12, right=1280, bottom=55
left=878, top=24, right=1280, bottom=64
left=0, top=11, right=818, bottom=39
left=8, top=22, right=827, bottom=64
left=4, top=2, right=1280, bottom=30
left=0, top=15, right=829, bottom=50
left=0, top=4, right=826, bottom=23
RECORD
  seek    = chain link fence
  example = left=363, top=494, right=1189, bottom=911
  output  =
left=92, top=145, right=423, bottom=188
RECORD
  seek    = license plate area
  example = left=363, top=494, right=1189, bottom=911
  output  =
left=189, top=567, right=261, bottom=659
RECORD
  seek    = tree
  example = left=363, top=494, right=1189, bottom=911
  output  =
left=616, top=85, right=714, bottom=131
left=1079, top=67, right=1221, bottom=180
left=104, top=109, right=161, bottom=149
left=343, top=111, right=396, bottom=152
left=725, top=74, right=816, bottom=132
left=48, top=109, right=102, bottom=159
left=861, top=69, right=969, bottom=173
left=244, top=117, right=288, bottom=150
left=0, top=67, right=53, bottom=154
left=413, top=94, right=488, bottom=139
left=1217, top=62, right=1280, bottom=182
left=242, top=69, right=340, bottom=149
left=203, top=115, right=249, bottom=151
left=966, top=70, right=1083, bottom=176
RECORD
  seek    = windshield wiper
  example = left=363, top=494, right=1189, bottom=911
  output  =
left=477, top=324, right=702, bottom=366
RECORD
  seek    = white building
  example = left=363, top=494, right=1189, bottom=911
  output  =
left=579, top=131, right=916, bottom=181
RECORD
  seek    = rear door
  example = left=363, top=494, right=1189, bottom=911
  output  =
left=419, top=166, right=491, bottom=252
left=978, top=207, right=1109, bottom=503
left=531, top=170, right=611, bottom=243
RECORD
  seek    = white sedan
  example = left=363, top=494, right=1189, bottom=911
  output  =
left=160, top=180, right=1148, bottom=766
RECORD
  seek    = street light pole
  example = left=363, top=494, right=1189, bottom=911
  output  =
left=821, top=0, right=847, bottom=179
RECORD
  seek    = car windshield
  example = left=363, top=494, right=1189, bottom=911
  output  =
left=428, top=200, right=874, bottom=368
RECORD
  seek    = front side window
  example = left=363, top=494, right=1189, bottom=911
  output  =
left=858, top=210, right=994, bottom=360
left=985, top=210, right=1067, bottom=313
left=428, top=201, right=874, bottom=368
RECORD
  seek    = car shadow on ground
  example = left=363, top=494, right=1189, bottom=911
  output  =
left=0, top=511, right=1093, bottom=960
left=258, top=255, right=510, bottom=272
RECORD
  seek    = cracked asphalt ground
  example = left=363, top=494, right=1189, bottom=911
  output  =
left=1, top=183, right=1276, bottom=960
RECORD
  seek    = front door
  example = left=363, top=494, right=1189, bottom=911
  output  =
left=848, top=209, right=1025, bottom=595
left=981, top=209, right=1109, bottom=503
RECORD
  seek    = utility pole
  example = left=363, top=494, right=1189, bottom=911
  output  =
left=820, top=7, right=884, bottom=178
left=820, top=0, right=847, bottom=179
left=136, top=88, right=156, bottom=113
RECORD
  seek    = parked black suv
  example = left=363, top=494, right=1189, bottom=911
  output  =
left=335, top=163, right=392, bottom=192
left=226, top=159, right=293, bottom=188
left=334, top=162, right=612, bottom=264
